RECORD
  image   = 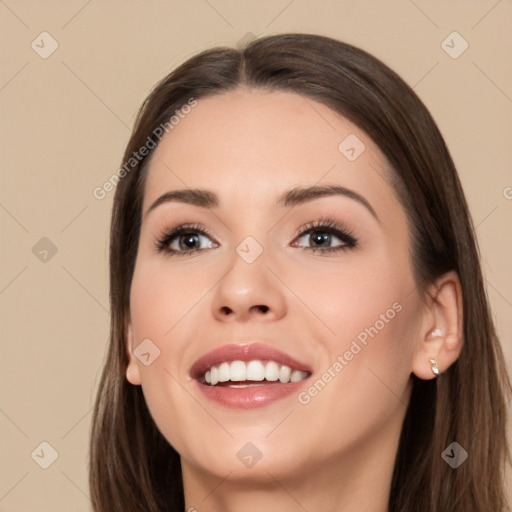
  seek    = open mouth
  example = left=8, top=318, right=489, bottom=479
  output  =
left=190, top=342, right=312, bottom=408
left=202, top=360, right=310, bottom=387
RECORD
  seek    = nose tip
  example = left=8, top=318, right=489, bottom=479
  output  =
left=211, top=249, right=286, bottom=323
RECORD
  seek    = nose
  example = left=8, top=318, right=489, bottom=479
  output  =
left=211, top=252, right=286, bottom=323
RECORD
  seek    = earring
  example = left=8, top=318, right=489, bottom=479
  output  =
left=429, top=358, right=439, bottom=376
left=430, top=328, right=442, bottom=338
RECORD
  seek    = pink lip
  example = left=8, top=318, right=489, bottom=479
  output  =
left=190, top=342, right=313, bottom=409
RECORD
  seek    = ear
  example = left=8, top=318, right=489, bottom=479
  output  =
left=125, top=317, right=142, bottom=386
left=412, top=270, right=464, bottom=380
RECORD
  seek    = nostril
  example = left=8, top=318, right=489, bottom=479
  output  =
left=219, top=305, right=269, bottom=316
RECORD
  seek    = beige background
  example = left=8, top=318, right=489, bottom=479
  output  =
left=1, top=1, right=511, bottom=510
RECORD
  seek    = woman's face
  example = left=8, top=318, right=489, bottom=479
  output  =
left=126, top=88, right=426, bottom=483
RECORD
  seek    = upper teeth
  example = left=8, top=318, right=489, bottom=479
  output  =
left=203, top=360, right=308, bottom=385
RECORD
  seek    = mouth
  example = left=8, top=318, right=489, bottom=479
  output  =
left=202, top=360, right=309, bottom=387
left=190, top=342, right=312, bottom=408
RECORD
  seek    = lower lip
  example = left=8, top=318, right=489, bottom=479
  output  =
left=195, top=379, right=309, bottom=409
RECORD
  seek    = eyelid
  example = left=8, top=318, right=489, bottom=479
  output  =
left=295, top=217, right=350, bottom=236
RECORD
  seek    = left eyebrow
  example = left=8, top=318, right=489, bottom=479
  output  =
left=277, top=185, right=379, bottom=222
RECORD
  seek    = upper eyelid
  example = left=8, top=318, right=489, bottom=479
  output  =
left=161, top=223, right=216, bottom=243
left=163, top=220, right=350, bottom=237
left=296, top=219, right=348, bottom=233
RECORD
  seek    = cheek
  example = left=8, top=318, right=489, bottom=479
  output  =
left=128, top=257, right=207, bottom=393
left=127, top=260, right=202, bottom=448
left=289, top=324, right=417, bottom=474
left=287, top=252, right=419, bottom=436
left=281, top=245, right=415, bottom=351
left=130, top=261, right=192, bottom=337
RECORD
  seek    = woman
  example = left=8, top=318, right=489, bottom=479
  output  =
left=89, top=33, right=511, bottom=511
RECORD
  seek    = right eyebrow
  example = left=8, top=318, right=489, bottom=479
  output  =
left=144, top=189, right=218, bottom=219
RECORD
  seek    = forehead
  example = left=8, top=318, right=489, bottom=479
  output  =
left=142, top=88, right=400, bottom=219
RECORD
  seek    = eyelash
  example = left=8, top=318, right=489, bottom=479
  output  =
left=294, top=218, right=358, bottom=254
left=155, top=223, right=215, bottom=257
left=155, top=218, right=358, bottom=257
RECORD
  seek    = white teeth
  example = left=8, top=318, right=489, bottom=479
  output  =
left=218, top=362, right=230, bottom=382
left=230, top=360, right=246, bottom=381
left=265, top=361, right=279, bottom=381
left=290, top=370, right=308, bottom=383
left=202, top=360, right=308, bottom=385
left=246, top=360, right=265, bottom=381
left=279, top=365, right=292, bottom=383
left=210, top=366, right=219, bottom=386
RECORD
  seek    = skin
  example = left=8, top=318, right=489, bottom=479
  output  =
left=125, top=88, right=463, bottom=512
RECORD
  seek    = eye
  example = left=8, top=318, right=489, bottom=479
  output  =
left=156, top=223, right=218, bottom=256
left=155, top=218, right=357, bottom=257
left=292, top=218, right=357, bottom=254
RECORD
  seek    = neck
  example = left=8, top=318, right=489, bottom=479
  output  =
left=181, top=407, right=404, bottom=512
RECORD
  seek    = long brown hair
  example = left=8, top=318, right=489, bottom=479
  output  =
left=89, top=33, right=511, bottom=511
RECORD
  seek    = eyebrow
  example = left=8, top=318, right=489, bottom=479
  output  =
left=144, top=185, right=378, bottom=221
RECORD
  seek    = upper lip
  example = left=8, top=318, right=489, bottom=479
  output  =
left=190, top=342, right=313, bottom=380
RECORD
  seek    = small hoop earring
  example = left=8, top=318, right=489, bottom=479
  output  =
left=429, top=358, right=439, bottom=376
